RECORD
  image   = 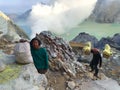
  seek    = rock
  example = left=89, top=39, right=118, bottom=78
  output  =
left=111, top=70, right=117, bottom=75
left=79, top=78, right=120, bottom=90
left=67, top=81, right=76, bottom=90
left=97, top=37, right=118, bottom=49
left=0, top=38, right=9, bottom=46
left=71, top=32, right=98, bottom=48
left=0, top=51, right=15, bottom=64
left=112, top=33, right=120, bottom=46
left=99, top=73, right=108, bottom=80
left=46, top=87, right=54, bottom=90
left=0, top=64, right=47, bottom=90
left=0, top=60, right=5, bottom=72
left=0, top=51, right=6, bottom=72
left=71, top=32, right=120, bottom=50
left=63, top=72, right=70, bottom=80
left=111, top=50, right=120, bottom=65
left=0, top=51, right=48, bottom=90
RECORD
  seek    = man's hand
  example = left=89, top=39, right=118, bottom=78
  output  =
left=99, top=67, right=102, bottom=70
left=97, top=66, right=102, bottom=69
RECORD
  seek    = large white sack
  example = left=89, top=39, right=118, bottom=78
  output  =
left=14, top=42, right=33, bottom=64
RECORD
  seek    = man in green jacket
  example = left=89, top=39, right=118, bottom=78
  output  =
left=30, top=38, right=49, bottom=74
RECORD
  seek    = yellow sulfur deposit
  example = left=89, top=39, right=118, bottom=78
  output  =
left=103, top=44, right=112, bottom=59
left=105, top=44, right=111, bottom=50
left=0, top=11, right=10, bottom=21
left=83, top=42, right=91, bottom=55
left=85, top=42, right=91, bottom=47
left=0, top=64, right=21, bottom=84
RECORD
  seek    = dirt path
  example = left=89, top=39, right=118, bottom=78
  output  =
left=46, top=71, right=66, bottom=90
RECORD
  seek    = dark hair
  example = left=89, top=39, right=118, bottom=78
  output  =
left=19, top=39, right=27, bottom=43
left=30, top=38, right=42, bottom=46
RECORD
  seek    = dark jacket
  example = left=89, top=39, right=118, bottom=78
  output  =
left=91, top=48, right=102, bottom=67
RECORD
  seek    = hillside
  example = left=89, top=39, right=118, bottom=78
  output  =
left=0, top=11, right=29, bottom=42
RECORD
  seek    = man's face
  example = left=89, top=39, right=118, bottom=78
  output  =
left=32, top=40, right=40, bottom=49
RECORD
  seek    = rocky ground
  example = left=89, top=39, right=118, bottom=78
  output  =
left=0, top=31, right=120, bottom=90
left=102, top=60, right=120, bottom=85
left=46, top=71, right=66, bottom=90
left=46, top=62, right=118, bottom=90
left=73, top=47, right=120, bottom=85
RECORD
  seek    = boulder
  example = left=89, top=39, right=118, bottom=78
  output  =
left=0, top=51, right=47, bottom=90
left=67, top=81, right=76, bottom=89
left=71, top=32, right=98, bottom=48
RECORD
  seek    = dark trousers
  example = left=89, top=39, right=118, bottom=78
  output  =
left=90, top=62, right=99, bottom=76
left=37, top=69, right=48, bottom=74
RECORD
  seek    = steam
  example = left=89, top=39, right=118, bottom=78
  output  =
left=28, top=0, right=97, bottom=38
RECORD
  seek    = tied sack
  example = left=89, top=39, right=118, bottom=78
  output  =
left=14, top=42, right=33, bottom=64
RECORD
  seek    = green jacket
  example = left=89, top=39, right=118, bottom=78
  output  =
left=31, top=47, right=49, bottom=69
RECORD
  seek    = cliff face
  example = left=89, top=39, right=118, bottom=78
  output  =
left=89, top=0, right=120, bottom=23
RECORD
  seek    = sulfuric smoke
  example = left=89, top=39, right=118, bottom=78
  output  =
left=28, top=0, right=97, bottom=38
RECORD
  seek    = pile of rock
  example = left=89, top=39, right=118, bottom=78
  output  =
left=35, top=31, right=83, bottom=77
